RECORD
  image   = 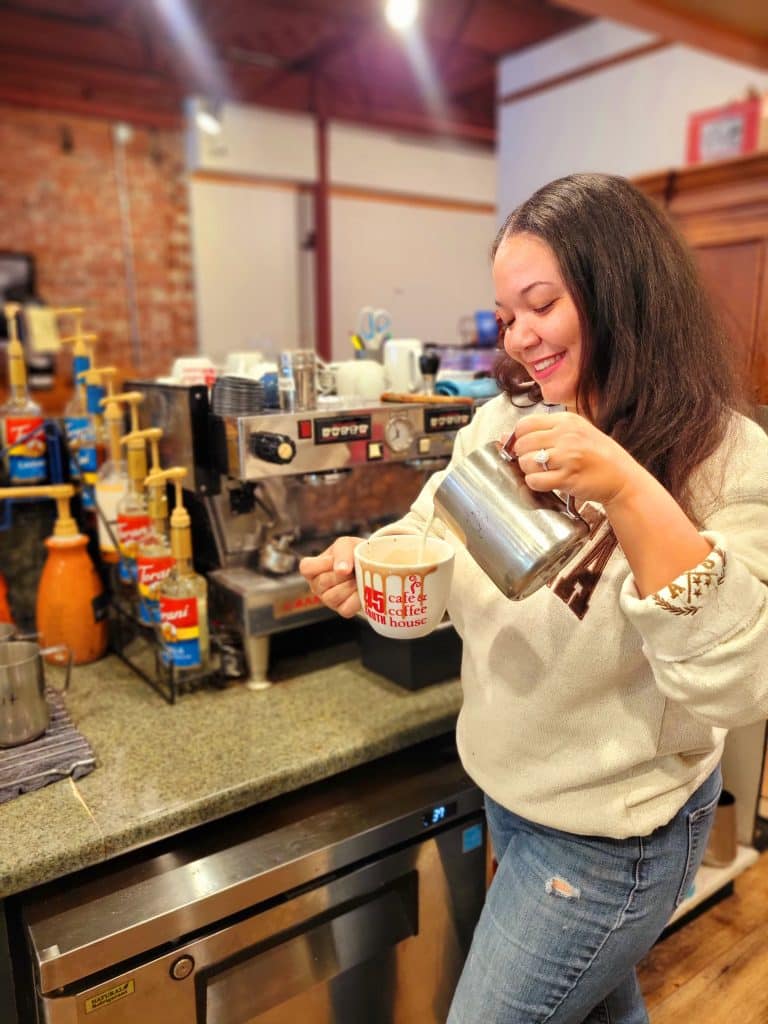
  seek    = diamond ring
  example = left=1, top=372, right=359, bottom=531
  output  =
left=534, top=448, right=550, bottom=472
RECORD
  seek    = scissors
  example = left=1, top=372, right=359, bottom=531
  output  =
left=356, top=307, right=392, bottom=350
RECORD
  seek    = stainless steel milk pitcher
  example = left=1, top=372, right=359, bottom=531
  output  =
left=0, top=641, right=71, bottom=747
left=433, top=437, right=590, bottom=600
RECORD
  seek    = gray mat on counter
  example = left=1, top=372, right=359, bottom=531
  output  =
left=0, top=688, right=96, bottom=804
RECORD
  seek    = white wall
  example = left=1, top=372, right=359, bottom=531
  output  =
left=189, top=179, right=304, bottom=360
left=328, top=123, right=497, bottom=357
left=186, top=102, right=497, bottom=362
left=329, top=122, right=496, bottom=203
left=331, top=196, right=496, bottom=354
left=497, top=20, right=768, bottom=215
left=186, top=98, right=317, bottom=181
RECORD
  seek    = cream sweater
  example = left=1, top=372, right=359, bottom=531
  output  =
left=397, top=395, right=768, bottom=838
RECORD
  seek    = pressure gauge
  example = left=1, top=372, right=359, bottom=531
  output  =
left=384, top=414, right=415, bottom=453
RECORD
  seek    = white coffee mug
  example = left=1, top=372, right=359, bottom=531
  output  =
left=223, top=351, right=264, bottom=376
left=354, top=533, right=455, bottom=639
left=334, top=360, right=387, bottom=400
left=171, top=356, right=217, bottom=387
left=383, top=338, right=424, bottom=393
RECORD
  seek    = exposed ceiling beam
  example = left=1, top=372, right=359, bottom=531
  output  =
left=556, top=0, right=768, bottom=69
left=0, top=51, right=170, bottom=94
left=0, top=7, right=146, bottom=67
left=329, top=103, right=495, bottom=144
left=0, top=85, right=180, bottom=128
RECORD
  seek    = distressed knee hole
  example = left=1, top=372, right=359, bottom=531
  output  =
left=545, top=876, right=580, bottom=899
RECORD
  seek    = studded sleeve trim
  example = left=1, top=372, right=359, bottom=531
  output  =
left=649, top=545, right=726, bottom=617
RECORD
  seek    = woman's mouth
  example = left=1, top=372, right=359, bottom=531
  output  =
left=529, top=352, right=566, bottom=380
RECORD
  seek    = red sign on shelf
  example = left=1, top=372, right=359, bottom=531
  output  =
left=686, top=97, right=761, bottom=165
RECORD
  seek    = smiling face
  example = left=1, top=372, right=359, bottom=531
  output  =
left=493, top=232, right=583, bottom=410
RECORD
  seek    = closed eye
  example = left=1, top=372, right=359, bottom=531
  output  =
left=534, top=300, right=555, bottom=315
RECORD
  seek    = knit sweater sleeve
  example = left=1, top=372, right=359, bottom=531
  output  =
left=619, top=416, right=768, bottom=728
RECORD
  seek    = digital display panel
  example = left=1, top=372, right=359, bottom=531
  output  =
left=313, top=415, right=372, bottom=445
left=422, top=800, right=458, bottom=828
left=423, top=407, right=472, bottom=434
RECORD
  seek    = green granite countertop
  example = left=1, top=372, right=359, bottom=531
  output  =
left=0, top=655, right=461, bottom=898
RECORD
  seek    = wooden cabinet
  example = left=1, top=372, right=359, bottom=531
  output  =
left=637, top=155, right=768, bottom=889
left=635, top=153, right=768, bottom=404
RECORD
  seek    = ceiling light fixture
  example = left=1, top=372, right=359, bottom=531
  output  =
left=385, top=0, right=418, bottom=31
left=196, top=98, right=222, bottom=135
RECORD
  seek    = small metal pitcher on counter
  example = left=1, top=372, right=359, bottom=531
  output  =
left=0, top=641, right=71, bottom=747
left=434, top=436, right=590, bottom=600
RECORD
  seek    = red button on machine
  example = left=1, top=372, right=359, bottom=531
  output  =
left=298, top=419, right=313, bottom=440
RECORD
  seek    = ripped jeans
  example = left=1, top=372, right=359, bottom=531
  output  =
left=447, top=766, right=722, bottom=1024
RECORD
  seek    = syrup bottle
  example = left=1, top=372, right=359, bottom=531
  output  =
left=0, top=483, right=108, bottom=663
left=91, top=374, right=127, bottom=565
left=135, top=428, right=174, bottom=627
left=144, top=466, right=210, bottom=679
left=61, top=357, right=100, bottom=512
left=1, top=302, right=47, bottom=484
left=114, top=393, right=149, bottom=611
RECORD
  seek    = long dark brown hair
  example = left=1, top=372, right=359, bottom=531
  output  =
left=492, top=173, right=746, bottom=520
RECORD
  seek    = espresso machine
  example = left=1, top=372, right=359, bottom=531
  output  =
left=128, top=381, right=474, bottom=682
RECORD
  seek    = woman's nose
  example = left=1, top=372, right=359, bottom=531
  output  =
left=503, top=319, right=539, bottom=356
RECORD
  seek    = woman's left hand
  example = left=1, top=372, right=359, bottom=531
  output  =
left=512, top=412, right=643, bottom=507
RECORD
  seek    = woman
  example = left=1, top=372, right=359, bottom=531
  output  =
left=299, top=173, right=768, bottom=1023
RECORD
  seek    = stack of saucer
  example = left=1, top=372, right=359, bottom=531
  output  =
left=211, top=375, right=265, bottom=416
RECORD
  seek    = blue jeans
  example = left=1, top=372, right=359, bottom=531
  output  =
left=448, top=766, right=722, bottom=1024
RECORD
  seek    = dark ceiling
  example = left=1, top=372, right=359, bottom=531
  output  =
left=0, top=0, right=589, bottom=142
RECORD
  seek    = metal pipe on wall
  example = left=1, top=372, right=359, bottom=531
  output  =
left=314, top=115, right=332, bottom=363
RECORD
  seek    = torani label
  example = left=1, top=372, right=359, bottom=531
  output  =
left=137, top=554, right=174, bottom=624
left=4, top=416, right=46, bottom=482
left=117, top=513, right=151, bottom=583
left=64, top=415, right=98, bottom=508
left=159, top=595, right=201, bottom=666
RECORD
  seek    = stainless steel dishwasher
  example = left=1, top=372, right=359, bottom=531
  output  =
left=19, top=738, right=485, bottom=1023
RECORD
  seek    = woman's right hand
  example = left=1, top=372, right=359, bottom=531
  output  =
left=299, top=537, right=362, bottom=618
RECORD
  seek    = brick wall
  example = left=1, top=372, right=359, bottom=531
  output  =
left=0, top=104, right=197, bottom=385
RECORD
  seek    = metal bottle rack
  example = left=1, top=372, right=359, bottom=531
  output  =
left=108, top=578, right=225, bottom=705
left=95, top=495, right=227, bottom=703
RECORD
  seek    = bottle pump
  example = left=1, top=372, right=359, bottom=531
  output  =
left=0, top=484, right=108, bottom=663
left=144, top=467, right=210, bottom=676
left=89, top=371, right=126, bottom=563
left=56, top=307, right=91, bottom=380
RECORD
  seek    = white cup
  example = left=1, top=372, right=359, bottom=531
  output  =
left=224, top=351, right=264, bottom=376
left=383, top=338, right=424, bottom=393
left=334, top=360, right=387, bottom=400
left=354, top=534, right=455, bottom=639
left=171, top=356, right=217, bottom=387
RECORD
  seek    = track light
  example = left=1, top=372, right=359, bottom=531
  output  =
left=385, top=0, right=418, bottom=31
left=196, top=98, right=222, bottom=135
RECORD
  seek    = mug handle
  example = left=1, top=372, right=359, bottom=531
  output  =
left=500, top=435, right=582, bottom=520
left=39, top=644, right=72, bottom=691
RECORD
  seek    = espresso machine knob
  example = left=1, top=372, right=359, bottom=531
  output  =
left=250, top=432, right=297, bottom=464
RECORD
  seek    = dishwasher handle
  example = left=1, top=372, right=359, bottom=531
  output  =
left=204, top=871, right=418, bottom=1022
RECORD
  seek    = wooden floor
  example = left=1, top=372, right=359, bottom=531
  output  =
left=638, top=848, right=768, bottom=1022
